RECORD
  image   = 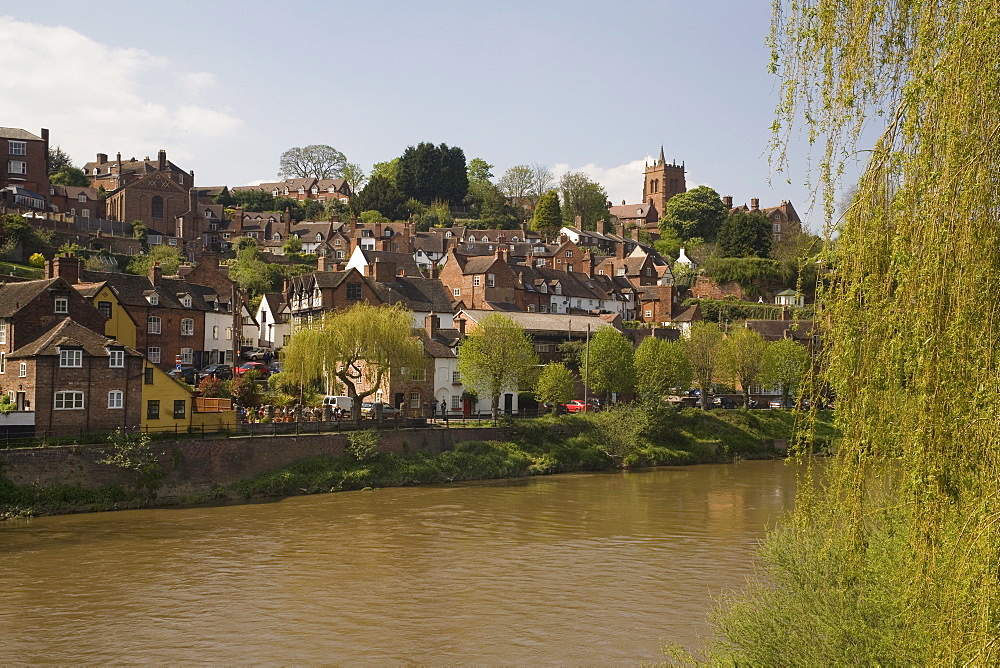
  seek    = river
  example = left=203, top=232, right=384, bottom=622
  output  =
left=0, top=459, right=797, bottom=664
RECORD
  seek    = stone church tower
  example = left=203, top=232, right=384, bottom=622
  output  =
left=642, top=147, right=686, bottom=213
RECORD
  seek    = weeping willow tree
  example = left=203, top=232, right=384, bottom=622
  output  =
left=706, top=0, right=1000, bottom=664
left=280, top=303, right=424, bottom=420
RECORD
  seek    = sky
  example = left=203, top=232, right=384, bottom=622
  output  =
left=1, top=1, right=847, bottom=232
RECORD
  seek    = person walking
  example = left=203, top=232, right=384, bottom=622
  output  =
left=440, top=399, right=448, bottom=423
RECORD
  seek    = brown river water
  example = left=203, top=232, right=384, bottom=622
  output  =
left=0, top=460, right=797, bottom=664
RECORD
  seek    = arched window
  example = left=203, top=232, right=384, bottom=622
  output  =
left=151, top=195, right=164, bottom=219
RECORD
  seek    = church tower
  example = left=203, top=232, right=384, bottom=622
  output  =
left=642, top=146, right=686, bottom=214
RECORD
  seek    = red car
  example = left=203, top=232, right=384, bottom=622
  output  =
left=233, top=362, right=270, bottom=379
left=563, top=399, right=595, bottom=413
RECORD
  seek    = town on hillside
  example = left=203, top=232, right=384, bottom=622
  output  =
left=0, top=127, right=825, bottom=437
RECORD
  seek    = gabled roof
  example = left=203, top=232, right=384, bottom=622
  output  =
left=0, top=127, right=43, bottom=141
left=744, top=319, right=815, bottom=342
left=80, top=270, right=228, bottom=312
left=0, top=278, right=70, bottom=318
left=9, top=318, right=139, bottom=358
left=355, top=249, right=422, bottom=276
left=371, top=276, right=453, bottom=313
left=458, top=309, right=619, bottom=334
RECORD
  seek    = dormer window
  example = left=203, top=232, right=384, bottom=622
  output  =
left=311, top=186, right=318, bottom=194
left=445, top=231, right=453, bottom=238
left=298, top=187, right=305, bottom=194
left=384, top=228, right=392, bottom=237
left=273, top=233, right=281, bottom=241
left=554, top=284, right=562, bottom=295
left=512, top=236, right=519, bottom=242
left=181, top=295, right=192, bottom=307
left=148, top=293, right=159, bottom=305
left=78, top=193, right=87, bottom=202
left=315, top=233, right=323, bottom=241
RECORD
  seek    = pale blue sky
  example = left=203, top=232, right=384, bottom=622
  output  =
left=2, top=1, right=842, bottom=230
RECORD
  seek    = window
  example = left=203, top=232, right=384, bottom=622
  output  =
left=8, top=140, right=26, bottom=155
left=147, top=400, right=160, bottom=420
left=151, top=195, right=164, bottom=219
left=451, top=395, right=461, bottom=410
left=180, top=348, right=193, bottom=365
left=148, top=293, right=159, bottom=305
left=55, top=391, right=85, bottom=410
left=147, top=347, right=161, bottom=363
left=0, top=352, right=4, bottom=374
left=59, top=349, right=82, bottom=367
left=81, top=209, right=90, bottom=219
left=336, top=250, right=345, bottom=259
left=473, top=275, right=481, bottom=287
left=226, top=328, right=232, bottom=340
left=410, top=367, right=426, bottom=382
left=54, top=297, right=68, bottom=314
left=173, top=400, right=186, bottom=419
left=567, top=264, right=573, bottom=272
left=617, top=268, right=626, bottom=276
left=181, top=318, right=194, bottom=336
left=452, top=371, right=461, bottom=384
left=182, top=295, right=192, bottom=307
left=347, top=283, right=362, bottom=300
left=8, top=160, right=26, bottom=175
left=645, top=267, right=652, bottom=276
left=566, top=250, right=573, bottom=258
left=0, top=320, right=6, bottom=344
left=108, top=390, right=123, bottom=409
left=97, top=301, right=112, bottom=319
left=78, top=193, right=88, bottom=203
left=148, top=316, right=161, bottom=334
left=409, top=390, right=421, bottom=409
left=144, top=367, right=154, bottom=385
left=212, top=325, right=219, bottom=339
left=453, top=288, right=461, bottom=297
left=645, top=310, right=653, bottom=318
left=109, top=349, right=125, bottom=368
left=486, top=274, right=495, bottom=288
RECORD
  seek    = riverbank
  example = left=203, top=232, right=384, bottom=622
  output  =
left=0, top=407, right=836, bottom=518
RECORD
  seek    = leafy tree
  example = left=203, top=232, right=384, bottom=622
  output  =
left=457, top=313, right=539, bottom=419
left=530, top=190, right=562, bottom=238
left=213, top=186, right=235, bottom=207
left=47, top=146, right=73, bottom=174
left=126, top=245, right=184, bottom=276
left=763, top=337, right=809, bottom=407
left=197, top=375, right=228, bottom=398
left=529, top=164, right=554, bottom=208
left=370, top=158, right=399, bottom=185
left=355, top=175, right=409, bottom=220
left=559, top=171, right=609, bottom=230
left=360, top=210, right=389, bottom=224
left=659, top=185, right=728, bottom=242
left=586, top=327, right=635, bottom=399
left=229, top=372, right=262, bottom=407
left=230, top=189, right=275, bottom=212
left=535, top=362, right=576, bottom=408
left=498, top=164, right=534, bottom=221
left=558, top=340, right=585, bottom=372
left=280, top=303, right=425, bottom=419
left=467, top=157, right=494, bottom=183
left=229, top=244, right=282, bottom=298
left=719, top=327, right=769, bottom=407
left=278, top=144, right=347, bottom=179
left=341, top=163, right=367, bottom=196
left=347, top=430, right=380, bottom=462
left=634, top=337, right=692, bottom=400
left=49, top=166, right=90, bottom=186
left=718, top=210, right=773, bottom=258
left=396, top=142, right=469, bottom=205
left=652, top=227, right=684, bottom=261
left=684, top=321, right=724, bottom=410
left=28, top=252, right=45, bottom=268
left=282, top=234, right=303, bottom=255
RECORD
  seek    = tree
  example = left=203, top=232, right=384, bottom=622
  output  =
left=229, top=244, right=282, bottom=298
left=718, top=210, right=773, bottom=258
left=559, top=171, right=610, bottom=230
left=763, top=337, right=809, bottom=408
left=355, top=175, right=409, bottom=221
left=684, top=322, right=723, bottom=410
left=49, top=166, right=90, bottom=187
left=467, top=157, right=494, bottom=183
left=230, top=189, right=275, bottom=212
left=634, top=337, right=692, bottom=401
left=281, top=234, right=303, bottom=255
left=498, top=165, right=534, bottom=221
left=213, top=186, right=235, bottom=207
left=281, top=303, right=425, bottom=420
left=529, top=164, right=554, bottom=208
left=719, top=327, right=769, bottom=408
left=530, top=190, right=562, bottom=238
left=586, top=327, right=635, bottom=400
left=47, top=146, right=73, bottom=174
left=396, top=142, right=468, bottom=205
left=457, top=314, right=539, bottom=419
left=659, top=185, right=728, bottom=242
left=126, top=245, right=184, bottom=276
left=278, top=145, right=347, bottom=179
left=341, top=163, right=367, bottom=196
left=370, top=158, right=399, bottom=185
left=535, top=362, right=576, bottom=409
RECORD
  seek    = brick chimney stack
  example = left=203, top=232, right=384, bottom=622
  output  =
left=148, top=262, right=162, bottom=286
left=158, top=149, right=167, bottom=171
left=751, top=198, right=760, bottom=210
left=723, top=195, right=733, bottom=208
left=317, top=255, right=329, bottom=272
left=46, top=256, right=82, bottom=284
left=596, top=219, right=605, bottom=235
left=371, top=258, right=396, bottom=282
left=97, top=153, right=108, bottom=165
left=425, top=312, right=439, bottom=339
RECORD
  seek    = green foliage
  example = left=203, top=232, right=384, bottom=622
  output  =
left=230, top=189, right=275, bottom=212
left=534, top=363, right=576, bottom=406
left=0, top=395, right=15, bottom=415
left=100, top=429, right=162, bottom=493
left=658, top=185, right=728, bottom=242
left=347, top=430, right=380, bottom=462
left=229, top=374, right=261, bottom=407
left=683, top=297, right=814, bottom=323
left=49, top=166, right=90, bottom=187
left=28, top=252, right=45, bottom=268
left=47, top=146, right=73, bottom=174
left=457, top=314, right=539, bottom=419
left=700, top=256, right=797, bottom=293
left=763, top=337, right=810, bottom=410
left=559, top=171, right=609, bottom=229
left=355, top=175, right=409, bottom=220
left=229, top=244, right=283, bottom=297
left=213, top=186, right=235, bottom=207
left=530, top=190, right=562, bottom=238
left=341, top=162, right=367, bottom=196
left=131, top=222, right=147, bottom=240
left=719, top=327, right=769, bottom=407
left=197, top=375, right=228, bottom=398
left=370, top=158, right=399, bottom=186
left=281, top=234, right=303, bottom=255
left=685, top=321, right=724, bottom=410
left=126, top=244, right=184, bottom=276
left=652, top=227, right=684, bottom=261
left=396, top=141, right=468, bottom=205
left=586, top=327, right=635, bottom=397
left=718, top=210, right=773, bottom=258
left=466, top=157, right=494, bottom=183
left=634, top=337, right=691, bottom=399
left=557, top=340, right=585, bottom=372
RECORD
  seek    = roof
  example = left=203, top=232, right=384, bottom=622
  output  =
left=80, top=270, right=230, bottom=312
left=0, top=278, right=68, bottom=318
left=744, top=319, right=816, bottom=341
left=9, top=318, right=140, bottom=359
left=608, top=203, right=655, bottom=219
left=458, top=309, right=618, bottom=335
left=0, top=127, right=43, bottom=141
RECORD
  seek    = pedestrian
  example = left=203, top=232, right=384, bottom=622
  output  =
left=440, top=399, right=448, bottom=422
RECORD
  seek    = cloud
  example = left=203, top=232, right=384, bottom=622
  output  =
left=0, top=17, right=242, bottom=168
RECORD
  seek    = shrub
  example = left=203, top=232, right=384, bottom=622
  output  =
left=347, top=430, right=380, bottom=462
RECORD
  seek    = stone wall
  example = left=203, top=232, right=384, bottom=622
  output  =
left=0, top=426, right=508, bottom=501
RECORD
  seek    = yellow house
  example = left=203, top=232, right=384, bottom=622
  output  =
left=74, top=281, right=137, bottom=348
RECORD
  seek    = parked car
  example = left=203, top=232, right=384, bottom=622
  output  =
left=243, top=347, right=273, bottom=361
left=713, top=397, right=739, bottom=409
left=360, top=401, right=400, bottom=417
left=168, top=367, right=197, bottom=385
left=769, top=399, right=796, bottom=409
left=199, top=364, right=232, bottom=381
left=563, top=399, right=595, bottom=413
left=233, top=362, right=270, bottom=379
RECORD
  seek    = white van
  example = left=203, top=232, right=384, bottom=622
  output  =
left=322, top=395, right=354, bottom=412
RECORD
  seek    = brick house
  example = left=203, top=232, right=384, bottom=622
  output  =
left=723, top=196, right=803, bottom=244
left=438, top=248, right=522, bottom=311
left=1, top=127, right=49, bottom=199
left=232, top=177, right=352, bottom=204
left=5, top=318, right=143, bottom=436
left=48, top=185, right=104, bottom=220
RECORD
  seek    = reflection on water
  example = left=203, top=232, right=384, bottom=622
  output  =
left=0, top=460, right=797, bottom=664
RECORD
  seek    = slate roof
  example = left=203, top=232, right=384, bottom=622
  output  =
left=356, top=249, right=422, bottom=276
left=8, top=318, right=140, bottom=359
left=0, top=278, right=69, bottom=318
left=372, top=276, right=453, bottom=313
left=80, top=270, right=230, bottom=312
left=0, top=127, right=43, bottom=141
left=459, top=309, right=618, bottom=334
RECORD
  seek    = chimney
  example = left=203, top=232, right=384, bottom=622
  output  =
left=429, top=260, right=438, bottom=279
left=751, top=198, right=759, bottom=210
left=317, top=255, right=328, bottom=272
left=97, top=153, right=108, bottom=165
left=631, top=226, right=641, bottom=242
left=596, top=219, right=605, bottom=235
left=456, top=317, right=466, bottom=336
left=425, top=312, right=440, bottom=339
left=723, top=195, right=733, bottom=208
left=158, top=149, right=167, bottom=171
left=148, top=262, right=162, bottom=286
left=372, top=258, right=397, bottom=282
left=45, top=256, right=82, bottom=284
left=615, top=241, right=626, bottom=260
left=41, top=129, right=49, bottom=163
left=189, top=169, right=195, bottom=185
left=116, top=152, right=122, bottom=172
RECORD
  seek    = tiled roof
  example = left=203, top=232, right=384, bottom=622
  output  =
left=0, top=127, right=43, bottom=141
left=744, top=319, right=815, bottom=341
left=459, top=309, right=617, bottom=334
left=9, top=318, right=140, bottom=358
left=81, top=270, right=229, bottom=312
left=0, top=278, right=66, bottom=318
